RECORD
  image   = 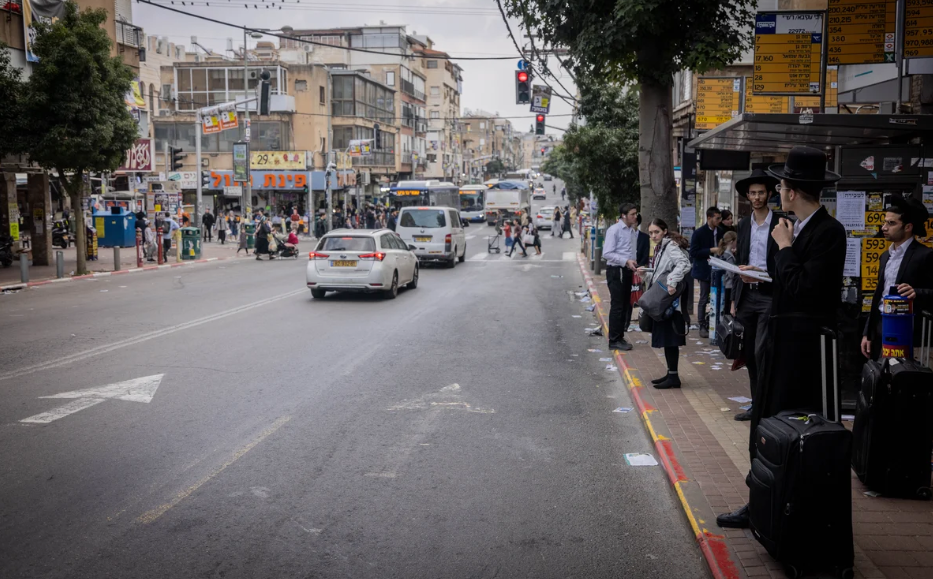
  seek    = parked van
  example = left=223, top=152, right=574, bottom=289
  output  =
left=395, top=206, right=468, bottom=268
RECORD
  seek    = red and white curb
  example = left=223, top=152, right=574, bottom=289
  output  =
left=1, top=256, right=246, bottom=292
left=576, top=253, right=740, bottom=579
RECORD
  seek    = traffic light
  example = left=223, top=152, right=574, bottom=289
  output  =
left=201, top=171, right=211, bottom=190
left=516, top=70, right=531, bottom=104
left=169, top=146, right=185, bottom=171
left=374, top=123, right=381, bottom=149
left=258, top=70, right=272, bottom=115
left=535, top=114, right=545, bottom=135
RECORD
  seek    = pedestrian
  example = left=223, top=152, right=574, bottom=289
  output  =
left=272, top=212, right=283, bottom=234
left=561, top=187, right=566, bottom=201
left=688, top=206, right=725, bottom=338
left=388, top=209, right=398, bottom=232
left=639, top=218, right=691, bottom=389
left=161, top=212, right=179, bottom=261
left=717, top=145, right=845, bottom=530
left=366, top=205, right=377, bottom=229
left=552, top=206, right=562, bottom=237
left=507, top=219, right=527, bottom=257
left=718, top=231, right=738, bottom=316
left=255, top=218, right=275, bottom=260
left=217, top=211, right=227, bottom=245
left=721, top=209, right=736, bottom=233
left=603, top=203, right=640, bottom=351
left=570, top=205, right=578, bottom=236
left=237, top=223, right=250, bottom=255
left=860, top=195, right=933, bottom=360
left=530, top=223, right=542, bottom=255
left=520, top=210, right=530, bottom=228
left=202, top=209, right=215, bottom=243
left=562, top=205, right=574, bottom=238
left=231, top=213, right=239, bottom=238
left=142, top=219, right=157, bottom=262
left=290, top=208, right=300, bottom=231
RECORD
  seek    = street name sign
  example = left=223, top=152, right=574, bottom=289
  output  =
left=754, top=12, right=824, bottom=94
left=827, top=0, right=896, bottom=64
left=696, top=77, right=741, bottom=130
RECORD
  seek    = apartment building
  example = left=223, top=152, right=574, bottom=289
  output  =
left=415, top=41, right=463, bottom=183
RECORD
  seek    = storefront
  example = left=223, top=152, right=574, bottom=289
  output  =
left=203, top=169, right=356, bottom=216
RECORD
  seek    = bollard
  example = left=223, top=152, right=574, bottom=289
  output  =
left=157, top=227, right=164, bottom=265
left=56, top=251, right=64, bottom=279
left=19, top=252, right=28, bottom=283
left=113, top=246, right=121, bottom=272
left=594, top=247, right=602, bottom=276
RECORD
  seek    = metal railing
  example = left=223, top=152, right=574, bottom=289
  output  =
left=352, top=152, right=394, bottom=167
left=116, top=21, right=142, bottom=48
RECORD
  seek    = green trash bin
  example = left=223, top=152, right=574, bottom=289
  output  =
left=180, top=227, right=201, bottom=260
left=244, top=223, right=256, bottom=250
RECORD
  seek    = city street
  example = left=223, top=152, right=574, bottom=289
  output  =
left=0, top=187, right=708, bottom=579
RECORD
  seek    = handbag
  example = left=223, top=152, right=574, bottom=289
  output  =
left=522, top=233, right=535, bottom=245
left=635, top=272, right=685, bottom=321
left=717, top=314, right=745, bottom=360
left=630, top=272, right=644, bottom=306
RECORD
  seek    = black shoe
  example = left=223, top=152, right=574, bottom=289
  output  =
left=653, top=374, right=681, bottom=389
left=608, top=339, right=633, bottom=351
left=699, top=327, right=709, bottom=339
left=734, top=410, right=753, bottom=422
left=651, top=374, right=669, bottom=385
left=716, top=505, right=750, bottom=529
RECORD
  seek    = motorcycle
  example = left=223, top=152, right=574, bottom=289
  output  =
left=0, top=234, right=13, bottom=268
left=52, top=219, right=71, bottom=248
left=272, top=234, right=299, bottom=259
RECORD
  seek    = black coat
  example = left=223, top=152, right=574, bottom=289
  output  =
left=750, top=206, right=846, bottom=451
left=636, top=230, right=650, bottom=267
left=733, top=212, right=779, bottom=309
left=862, top=240, right=933, bottom=352
left=202, top=213, right=215, bottom=228
left=689, top=223, right=726, bottom=281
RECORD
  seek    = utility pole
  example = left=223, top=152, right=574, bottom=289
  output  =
left=242, top=28, right=254, bottom=219
left=195, top=117, right=202, bottom=227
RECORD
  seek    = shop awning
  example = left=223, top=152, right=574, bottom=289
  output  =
left=687, top=113, right=933, bottom=153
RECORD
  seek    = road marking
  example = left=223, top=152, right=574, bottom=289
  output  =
left=21, top=374, right=164, bottom=424
left=136, top=415, right=291, bottom=524
left=467, top=253, right=489, bottom=261
left=0, top=289, right=305, bottom=383
left=466, top=235, right=476, bottom=240
left=563, top=252, right=577, bottom=261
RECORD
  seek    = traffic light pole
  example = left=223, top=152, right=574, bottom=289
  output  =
left=195, top=118, right=202, bottom=228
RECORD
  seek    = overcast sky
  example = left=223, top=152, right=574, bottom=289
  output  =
left=134, top=0, right=577, bottom=136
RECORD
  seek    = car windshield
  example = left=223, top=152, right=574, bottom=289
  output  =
left=540, top=208, right=554, bottom=216
left=318, top=236, right=375, bottom=252
left=459, top=193, right=483, bottom=212
left=400, top=209, right=446, bottom=228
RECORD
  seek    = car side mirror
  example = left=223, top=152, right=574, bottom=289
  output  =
left=462, top=220, right=470, bottom=228
left=408, top=244, right=417, bottom=251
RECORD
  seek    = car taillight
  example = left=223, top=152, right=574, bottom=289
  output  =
left=309, top=251, right=329, bottom=260
left=445, top=234, right=451, bottom=243
left=536, top=215, right=542, bottom=219
left=359, top=252, right=386, bottom=261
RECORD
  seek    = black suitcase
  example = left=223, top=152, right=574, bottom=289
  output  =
left=852, top=325, right=933, bottom=499
left=716, top=313, right=744, bottom=360
left=748, top=328, right=854, bottom=579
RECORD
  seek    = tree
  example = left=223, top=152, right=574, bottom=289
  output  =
left=484, top=158, right=506, bottom=177
left=24, top=1, right=138, bottom=274
left=504, top=0, right=755, bottom=227
left=0, top=43, right=26, bottom=160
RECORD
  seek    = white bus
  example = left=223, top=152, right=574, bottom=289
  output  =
left=458, top=185, right=487, bottom=223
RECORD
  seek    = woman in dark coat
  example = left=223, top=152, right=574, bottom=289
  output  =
left=255, top=218, right=274, bottom=260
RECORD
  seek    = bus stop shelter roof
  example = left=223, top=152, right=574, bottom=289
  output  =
left=686, top=113, right=933, bottom=153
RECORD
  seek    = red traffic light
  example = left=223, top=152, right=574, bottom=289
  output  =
left=536, top=114, right=545, bottom=122
left=517, top=71, right=529, bottom=83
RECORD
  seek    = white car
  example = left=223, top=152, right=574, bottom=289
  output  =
left=535, top=206, right=556, bottom=229
left=395, top=206, right=468, bottom=268
left=306, top=229, right=418, bottom=299
left=532, top=187, right=547, bottom=200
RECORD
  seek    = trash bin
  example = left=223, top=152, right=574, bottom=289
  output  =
left=244, top=223, right=256, bottom=250
left=180, top=227, right=201, bottom=260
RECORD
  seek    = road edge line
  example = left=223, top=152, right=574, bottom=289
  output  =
left=575, top=253, right=739, bottom=579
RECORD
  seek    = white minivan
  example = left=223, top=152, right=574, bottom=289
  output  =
left=395, top=206, right=468, bottom=268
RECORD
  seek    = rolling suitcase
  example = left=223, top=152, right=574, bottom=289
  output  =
left=851, top=310, right=933, bottom=499
left=748, top=328, right=854, bottom=579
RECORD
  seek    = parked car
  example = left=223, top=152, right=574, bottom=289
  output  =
left=535, top=206, right=556, bottom=230
left=543, top=174, right=553, bottom=181
left=395, top=206, right=468, bottom=268
left=307, top=230, right=418, bottom=299
left=532, top=187, right=547, bottom=200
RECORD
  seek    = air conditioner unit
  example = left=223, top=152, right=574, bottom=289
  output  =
left=248, top=71, right=260, bottom=80
left=304, top=44, right=313, bottom=52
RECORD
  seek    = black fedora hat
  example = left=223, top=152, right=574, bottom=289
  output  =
left=735, top=169, right=779, bottom=199
left=767, top=146, right=841, bottom=185
left=886, top=195, right=930, bottom=237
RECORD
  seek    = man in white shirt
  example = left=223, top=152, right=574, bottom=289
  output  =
left=602, top=202, right=639, bottom=351
left=731, top=169, right=779, bottom=422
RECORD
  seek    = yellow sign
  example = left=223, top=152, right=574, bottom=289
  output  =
left=394, top=190, right=422, bottom=196
left=9, top=223, right=18, bottom=241
left=795, top=67, right=839, bottom=109
left=861, top=237, right=891, bottom=291
left=744, top=77, right=788, bottom=113
left=696, top=77, right=742, bottom=130
left=251, top=151, right=307, bottom=170
left=754, top=12, right=824, bottom=94
left=905, top=0, right=933, bottom=58
left=827, top=0, right=896, bottom=65
left=95, top=217, right=106, bottom=234
left=865, top=210, right=886, bottom=230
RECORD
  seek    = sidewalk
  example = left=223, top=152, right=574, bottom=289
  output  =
left=576, top=254, right=933, bottom=579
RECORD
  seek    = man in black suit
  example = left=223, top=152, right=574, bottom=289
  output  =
left=861, top=196, right=933, bottom=360
left=689, top=206, right=725, bottom=338
left=731, top=169, right=780, bottom=422
left=718, top=146, right=846, bottom=529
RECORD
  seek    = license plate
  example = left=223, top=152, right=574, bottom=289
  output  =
left=331, top=260, right=357, bottom=267
left=414, top=236, right=431, bottom=242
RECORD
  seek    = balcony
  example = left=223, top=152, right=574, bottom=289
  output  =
left=116, top=21, right=142, bottom=48
left=400, top=78, right=425, bottom=102
left=352, top=151, right=395, bottom=167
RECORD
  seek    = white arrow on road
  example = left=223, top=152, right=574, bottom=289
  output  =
left=20, top=374, right=164, bottom=424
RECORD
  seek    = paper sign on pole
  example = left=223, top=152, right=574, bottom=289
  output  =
left=202, top=114, right=221, bottom=134
left=219, top=110, right=238, bottom=131
left=349, top=140, right=372, bottom=157
left=530, top=85, right=552, bottom=114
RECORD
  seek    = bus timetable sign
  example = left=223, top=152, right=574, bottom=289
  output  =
left=753, top=12, right=824, bottom=95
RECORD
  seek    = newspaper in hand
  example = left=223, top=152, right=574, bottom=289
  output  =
left=709, top=257, right=772, bottom=283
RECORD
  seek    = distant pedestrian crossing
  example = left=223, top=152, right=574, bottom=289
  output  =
left=466, top=250, right=577, bottom=263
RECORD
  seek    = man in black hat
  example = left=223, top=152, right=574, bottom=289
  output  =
left=731, top=169, right=780, bottom=422
left=717, top=146, right=846, bottom=529
left=860, top=196, right=933, bottom=360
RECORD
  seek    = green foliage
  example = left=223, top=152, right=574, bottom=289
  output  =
left=505, top=0, right=756, bottom=85
left=0, top=43, right=26, bottom=159
left=24, top=1, right=138, bottom=190
left=541, top=84, right=639, bottom=218
left=484, top=158, right=506, bottom=176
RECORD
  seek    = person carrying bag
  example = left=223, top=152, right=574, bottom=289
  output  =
left=636, top=218, right=691, bottom=389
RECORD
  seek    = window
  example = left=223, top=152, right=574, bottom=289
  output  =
left=479, top=122, right=485, bottom=129
left=380, top=234, right=400, bottom=250
left=386, top=71, right=395, bottom=86
left=319, top=237, right=376, bottom=251
left=448, top=210, right=459, bottom=227
left=427, top=60, right=438, bottom=69
left=400, top=209, right=445, bottom=228
left=295, top=80, right=308, bottom=92
left=319, top=85, right=325, bottom=103
left=430, top=86, right=440, bottom=96
left=430, top=111, right=440, bottom=119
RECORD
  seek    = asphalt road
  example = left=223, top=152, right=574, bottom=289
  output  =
left=0, top=187, right=707, bottom=579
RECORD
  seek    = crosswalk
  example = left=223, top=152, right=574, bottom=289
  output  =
left=466, top=250, right=578, bottom=263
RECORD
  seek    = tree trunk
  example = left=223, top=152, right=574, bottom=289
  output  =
left=637, top=77, right=677, bottom=230
left=66, top=175, right=87, bottom=276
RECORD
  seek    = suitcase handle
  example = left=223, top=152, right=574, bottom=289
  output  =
left=820, top=327, right=840, bottom=423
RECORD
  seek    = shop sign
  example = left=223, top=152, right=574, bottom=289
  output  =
left=206, top=170, right=310, bottom=191
left=118, top=138, right=155, bottom=172
left=167, top=171, right=198, bottom=189
left=251, top=151, right=306, bottom=170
